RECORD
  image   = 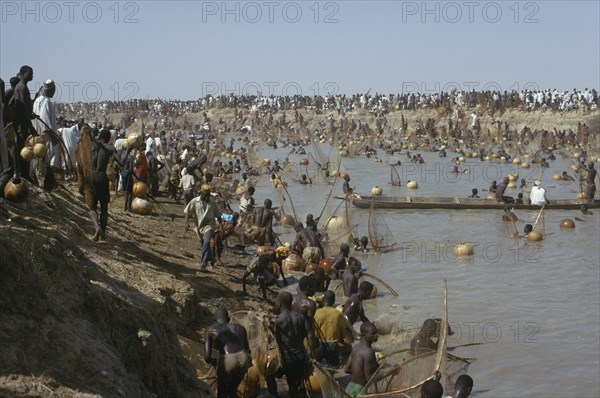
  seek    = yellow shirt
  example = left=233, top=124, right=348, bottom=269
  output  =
left=314, top=306, right=345, bottom=343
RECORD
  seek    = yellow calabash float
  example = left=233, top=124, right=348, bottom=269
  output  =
left=454, top=243, right=474, bottom=257
left=371, top=186, right=383, bottom=196
left=559, top=219, right=575, bottom=229
left=133, top=181, right=148, bottom=198
left=33, top=143, right=47, bottom=158
left=124, top=133, right=142, bottom=148
left=131, top=197, right=153, bottom=215
left=20, top=147, right=34, bottom=162
left=282, top=252, right=305, bottom=271
left=3, top=179, right=29, bottom=203
left=526, top=231, right=543, bottom=241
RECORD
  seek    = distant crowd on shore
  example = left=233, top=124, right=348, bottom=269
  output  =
left=54, top=87, right=599, bottom=121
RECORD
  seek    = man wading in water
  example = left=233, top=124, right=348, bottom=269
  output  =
left=249, top=198, right=279, bottom=245
left=344, top=322, right=380, bottom=397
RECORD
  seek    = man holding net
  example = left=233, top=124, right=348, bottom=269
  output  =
left=344, top=322, right=379, bottom=397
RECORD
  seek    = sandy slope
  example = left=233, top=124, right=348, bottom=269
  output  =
left=0, top=182, right=270, bottom=397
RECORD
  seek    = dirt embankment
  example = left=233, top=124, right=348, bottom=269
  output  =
left=66, top=106, right=599, bottom=139
left=0, top=183, right=269, bottom=398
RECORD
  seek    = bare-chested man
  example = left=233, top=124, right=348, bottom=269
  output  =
left=250, top=198, right=279, bottom=245
left=90, top=129, right=126, bottom=241
left=292, top=276, right=317, bottom=322
left=292, top=222, right=323, bottom=264
left=204, top=308, right=251, bottom=398
left=580, top=162, right=597, bottom=204
left=331, top=243, right=350, bottom=279
left=272, top=291, right=315, bottom=398
left=344, top=322, right=379, bottom=397
left=343, top=281, right=372, bottom=342
left=342, top=174, right=353, bottom=196
left=342, top=257, right=362, bottom=297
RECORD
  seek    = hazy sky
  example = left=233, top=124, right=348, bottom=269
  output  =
left=1, top=0, right=598, bottom=102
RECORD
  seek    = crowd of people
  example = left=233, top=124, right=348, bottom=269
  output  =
left=2, top=65, right=597, bottom=398
left=53, top=87, right=599, bottom=120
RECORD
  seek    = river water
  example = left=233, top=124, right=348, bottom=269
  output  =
left=237, top=144, right=600, bottom=398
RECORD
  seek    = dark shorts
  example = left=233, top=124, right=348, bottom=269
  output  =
left=281, top=348, right=309, bottom=386
left=121, top=170, right=134, bottom=192
left=587, top=184, right=596, bottom=201
left=92, top=172, right=110, bottom=204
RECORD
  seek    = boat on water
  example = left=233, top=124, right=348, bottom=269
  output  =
left=337, top=194, right=600, bottom=210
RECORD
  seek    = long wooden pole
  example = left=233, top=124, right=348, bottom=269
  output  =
left=533, top=205, right=545, bottom=231
left=362, top=272, right=399, bottom=297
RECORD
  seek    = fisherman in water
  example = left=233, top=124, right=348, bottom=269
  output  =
left=292, top=221, right=323, bottom=265
left=410, top=319, right=439, bottom=356
left=249, top=198, right=279, bottom=245
left=344, top=322, right=380, bottom=397
left=580, top=162, right=597, bottom=204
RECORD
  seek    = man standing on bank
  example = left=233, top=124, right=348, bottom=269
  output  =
left=204, top=308, right=251, bottom=398
left=272, top=291, right=315, bottom=398
left=184, top=183, right=221, bottom=272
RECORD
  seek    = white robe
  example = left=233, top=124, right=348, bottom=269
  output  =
left=530, top=186, right=547, bottom=205
left=59, top=124, right=80, bottom=169
left=32, top=95, right=57, bottom=183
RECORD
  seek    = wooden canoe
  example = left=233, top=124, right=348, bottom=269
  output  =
left=337, top=195, right=600, bottom=210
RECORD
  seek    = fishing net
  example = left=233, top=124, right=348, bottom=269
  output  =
left=312, top=139, right=329, bottom=169
left=587, top=132, right=600, bottom=159
left=323, top=198, right=356, bottom=257
left=347, top=139, right=367, bottom=157
left=275, top=184, right=288, bottom=220
left=390, top=165, right=401, bottom=187
left=229, top=309, right=276, bottom=394
left=360, top=282, right=471, bottom=398
left=283, top=155, right=301, bottom=180
left=307, top=361, right=351, bottom=397
left=246, top=144, right=267, bottom=174
left=526, top=132, right=543, bottom=159
left=368, top=200, right=397, bottom=253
